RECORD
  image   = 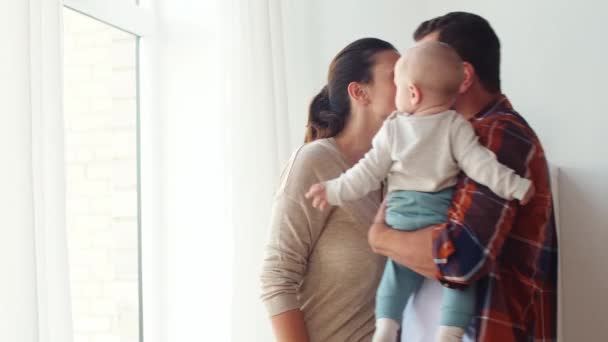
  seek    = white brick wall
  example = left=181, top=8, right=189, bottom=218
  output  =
left=63, top=8, right=140, bottom=342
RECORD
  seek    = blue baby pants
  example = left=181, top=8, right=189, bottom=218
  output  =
left=375, top=188, right=476, bottom=328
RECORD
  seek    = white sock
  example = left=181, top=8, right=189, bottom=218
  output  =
left=372, top=318, right=400, bottom=342
left=435, top=325, right=465, bottom=342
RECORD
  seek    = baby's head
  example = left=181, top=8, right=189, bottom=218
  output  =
left=394, top=41, right=464, bottom=114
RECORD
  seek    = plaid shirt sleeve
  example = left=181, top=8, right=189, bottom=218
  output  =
left=432, top=114, right=536, bottom=286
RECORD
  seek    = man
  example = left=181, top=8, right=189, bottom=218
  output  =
left=368, top=12, right=558, bottom=341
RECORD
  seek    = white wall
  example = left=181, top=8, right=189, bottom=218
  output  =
left=286, top=0, right=608, bottom=340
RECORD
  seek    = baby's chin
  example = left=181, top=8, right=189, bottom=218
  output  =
left=396, top=106, right=409, bottom=113
left=395, top=101, right=410, bottom=113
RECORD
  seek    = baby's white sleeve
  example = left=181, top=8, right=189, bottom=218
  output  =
left=451, top=117, right=531, bottom=201
left=324, top=120, right=394, bottom=206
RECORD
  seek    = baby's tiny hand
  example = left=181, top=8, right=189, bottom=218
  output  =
left=305, top=183, right=330, bottom=211
left=520, top=182, right=535, bottom=205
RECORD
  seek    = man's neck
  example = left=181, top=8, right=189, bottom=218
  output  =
left=456, top=86, right=502, bottom=120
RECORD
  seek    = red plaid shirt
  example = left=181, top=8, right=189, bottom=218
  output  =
left=433, top=96, right=558, bottom=341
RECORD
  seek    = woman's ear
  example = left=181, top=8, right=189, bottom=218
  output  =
left=347, top=81, right=370, bottom=105
left=459, top=62, right=475, bottom=94
left=409, top=84, right=421, bottom=106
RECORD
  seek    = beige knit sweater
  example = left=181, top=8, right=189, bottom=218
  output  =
left=261, top=138, right=386, bottom=342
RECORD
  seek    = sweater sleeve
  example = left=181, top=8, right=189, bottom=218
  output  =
left=324, top=119, right=393, bottom=206
left=450, top=116, right=531, bottom=200
left=260, top=144, right=337, bottom=316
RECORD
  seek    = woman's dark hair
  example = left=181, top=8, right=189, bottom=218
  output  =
left=305, top=38, right=397, bottom=143
left=413, top=12, right=501, bottom=93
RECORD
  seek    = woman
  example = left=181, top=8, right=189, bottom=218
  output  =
left=260, top=38, right=400, bottom=342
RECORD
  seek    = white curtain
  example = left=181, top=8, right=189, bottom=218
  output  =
left=223, top=1, right=291, bottom=341
left=156, top=0, right=290, bottom=341
left=0, top=1, right=73, bottom=342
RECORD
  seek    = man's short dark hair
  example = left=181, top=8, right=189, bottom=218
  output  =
left=414, top=12, right=501, bottom=93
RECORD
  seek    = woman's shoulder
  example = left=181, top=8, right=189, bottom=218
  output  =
left=277, top=139, right=347, bottom=196
left=295, top=139, right=341, bottom=163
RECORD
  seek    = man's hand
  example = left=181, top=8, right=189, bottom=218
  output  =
left=368, top=200, right=389, bottom=252
left=368, top=199, right=438, bottom=279
left=305, top=183, right=330, bottom=211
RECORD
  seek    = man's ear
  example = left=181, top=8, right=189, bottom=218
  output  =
left=459, top=62, right=475, bottom=94
left=409, top=84, right=422, bottom=106
left=347, top=81, right=370, bottom=105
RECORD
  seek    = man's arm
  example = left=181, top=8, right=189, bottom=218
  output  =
left=368, top=201, right=437, bottom=279
left=432, top=117, right=535, bottom=285
left=451, top=116, right=532, bottom=201
left=369, top=117, right=536, bottom=286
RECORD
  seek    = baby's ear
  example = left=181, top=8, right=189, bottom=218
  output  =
left=409, top=84, right=422, bottom=105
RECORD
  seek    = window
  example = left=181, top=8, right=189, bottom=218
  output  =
left=63, top=4, right=143, bottom=342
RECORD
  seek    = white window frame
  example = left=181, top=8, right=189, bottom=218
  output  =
left=61, top=1, right=161, bottom=342
left=63, top=0, right=154, bottom=36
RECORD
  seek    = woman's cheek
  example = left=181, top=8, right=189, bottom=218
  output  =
left=384, top=85, right=396, bottom=107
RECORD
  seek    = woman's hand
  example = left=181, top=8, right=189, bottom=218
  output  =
left=305, top=183, right=330, bottom=211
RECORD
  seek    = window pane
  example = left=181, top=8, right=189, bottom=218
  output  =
left=63, top=8, right=140, bottom=342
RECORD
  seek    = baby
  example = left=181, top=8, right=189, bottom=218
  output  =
left=306, top=42, right=534, bottom=342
